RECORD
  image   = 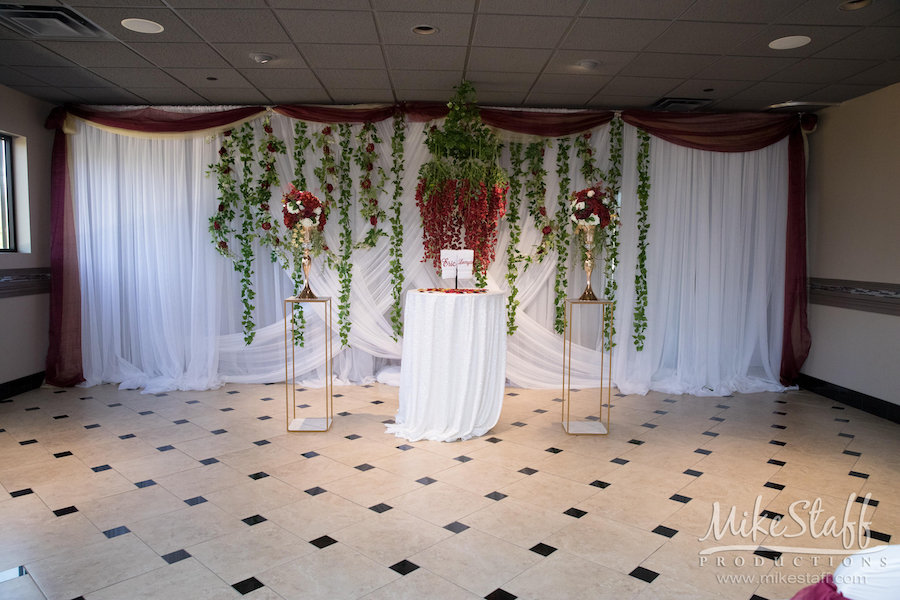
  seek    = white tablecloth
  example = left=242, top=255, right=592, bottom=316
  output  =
left=386, top=290, right=507, bottom=442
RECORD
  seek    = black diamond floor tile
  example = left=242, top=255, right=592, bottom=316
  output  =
left=628, top=439, right=644, bottom=445
left=305, top=487, right=326, bottom=496
left=19, top=439, right=37, bottom=445
left=563, top=507, right=586, bottom=518
left=764, top=482, right=785, bottom=490
left=866, top=530, right=891, bottom=543
left=759, top=510, right=784, bottom=521
left=11, top=488, right=34, bottom=497
left=390, top=560, right=420, bottom=576
left=345, top=434, right=362, bottom=440
left=338, top=411, right=351, bottom=416
left=84, top=424, right=100, bottom=429
left=232, top=577, right=265, bottom=595
left=200, top=458, right=219, bottom=465
left=652, top=525, right=678, bottom=538
left=856, top=496, right=879, bottom=507
left=139, top=411, right=153, bottom=416
left=611, top=458, right=629, bottom=465
left=161, top=549, right=191, bottom=564
left=184, top=496, right=207, bottom=506
left=53, top=415, right=69, bottom=420
left=356, top=463, right=375, bottom=471
left=248, top=472, right=269, bottom=480
left=103, top=526, right=130, bottom=538
left=534, top=409, right=547, bottom=413
left=486, top=437, right=502, bottom=443
left=242, top=514, right=267, bottom=526
left=119, top=434, right=136, bottom=440
left=670, top=494, right=691, bottom=503
left=702, top=431, right=719, bottom=437
left=849, top=471, right=869, bottom=479
left=135, top=480, right=156, bottom=488
left=545, top=447, right=562, bottom=454
left=444, top=521, right=469, bottom=533
left=370, top=503, right=392, bottom=513
left=485, top=491, right=507, bottom=501
left=769, top=440, right=786, bottom=446
left=157, top=445, right=175, bottom=452
left=641, top=423, right=657, bottom=429
left=590, top=480, right=610, bottom=488
left=417, top=477, right=436, bottom=485
left=485, top=589, right=517, bottom=600
left=767, top=459, right=786, bottom=466
left=694, top=448, right=712, bottom=455
left=54, top=451, right=73, bottom=458
left=173, top=419, right=189, bottom=425
left=518, top=467, right=538, bottom=476
left=511, top=422, right=527, bottom=427
left=253, top=440, right=270, bottom=446
left=397, top=444, right=413, bottom=451
left=843, top=450, right=862, bottom=457
left=302, top=451, right=319, bottom=458
left=629, top=566, right=659, bottom=583
left=211, top=429, right=227, bottom=435
left=310, top=535, right=337, bottom=549
left=455, top=455, right=472, bottom=463
left=683, top=469, right=703, bottom=477
left=53, top=506, right=78, bottom=517
left=754, top=548, right=782, bottom=561
left=529, top=542, right=557, bottom=557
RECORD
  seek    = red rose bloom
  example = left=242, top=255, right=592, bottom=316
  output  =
left=366, top=163, right=373, bottom=171
left=323, top=146, right=330, bottom=156
left=261, top=203, right=269, bottom=211
left=323, top=245, right=329, bottom=251
left=267, top=143, right=276, bottom=153
left=361, top=179, right=371, bottom=189
left=371, top=199, right=377, bottom=206
left=218, top=241, right=228, bottom=249
left=218, top=146, right=226, bottom=156
left=213, top=221, right=221, bottom=230
left=223, top=166, right=231, bottom=175
left=366, top=143, right=374, bottom=153
left=328, top=167, right=335, bottom=174
left=326, top=183, right=334, bottom=193
left=264, top=124, right=273, bottom=134
left=584, top=132, right=592, bottom=139
left=539, top=206, right=546, bottom=217
left=274, top=237, right=280, bottom=246
left=218, top=203, right=225, bottom=212
left=370, top=216, right=377, bottom=226
left=261, top=181, right=270, bottom=189
left=223, top=129, right=231, bottom=137
left=542, top=225, right=552, bottom=236
left=261, top=222, right=271, bottom=230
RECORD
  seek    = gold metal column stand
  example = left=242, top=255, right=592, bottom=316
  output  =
left=562, top=298, right=614, bottom=435
left=284, top=296, right=333, bottom=432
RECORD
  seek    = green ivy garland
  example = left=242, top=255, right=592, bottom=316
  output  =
left=354, top=122, right=388, bottom=250
left=524, top=141, right=553, bottom=259
left=504, top=142, right=525, bottom=335
left=554, top=139, right=572, bottom=334
left=388, top=114, right=406, bottom=339
left=336, top=124, right=354, bottom=347
left=603, top=116, right=624, bottom=350
left=235, top=124, right=259, bottom=344
left=256, top=117, right=286, bottom=260
left=289, top=121, right=311, bottom=346
left=633, top=128, right=651, bottom=351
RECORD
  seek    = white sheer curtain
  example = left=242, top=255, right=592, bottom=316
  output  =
left=71, top=110, right=788, bottom=396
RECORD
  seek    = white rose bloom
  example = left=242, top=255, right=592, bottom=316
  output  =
left=287, top=204, right=299, bottom=214
left=575, top=201, right=585, bottom=211
left=314, top=207, right=321, bottom=215
left=588, top=214, right=600, bottom=225
left=571, top=214, right=578, bottom=223
left=587, top=190, right=595, bottom=197
left=300, top=218, right=314, bottom=228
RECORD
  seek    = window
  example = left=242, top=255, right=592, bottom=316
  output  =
left=0, top=133, right=13, bottom=251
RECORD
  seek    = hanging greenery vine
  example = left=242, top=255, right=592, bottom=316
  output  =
left=504, top=143, right=525, bottom=335
left=554, top=139, right=572, bottom=334
left=288, top=121, right=311, bottom=346
left=524, top=141, right=554, bottom=259
left=633, top=128, right=651, bottom=351
left=335, top=124, right=354, bottom=346
left=354, top=122, right=387, bottom=250
left=256, top=117, right=286, bottom=259
left=603, top=116, right=623, bottom=350
left=388, top=114, right=406, bottom=339
left=416, top=81, right=509, bottom=287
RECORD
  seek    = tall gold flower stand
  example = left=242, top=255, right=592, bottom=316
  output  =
left=562, top=298, right=614, bottom=435
left=284, top=296, right=333, bottom=432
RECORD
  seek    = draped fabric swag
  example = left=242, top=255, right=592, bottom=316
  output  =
left=44, top=103, right=814, bottom=396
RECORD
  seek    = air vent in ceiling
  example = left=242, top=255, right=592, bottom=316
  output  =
left=650, top=97, right=713, bottom=112
left=0, top=4, right=110, bottom=40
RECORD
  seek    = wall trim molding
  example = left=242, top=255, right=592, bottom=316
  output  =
left=0, top=267, right=50, bottom=299
left=798, top=373, right=900, bottom=426
left=809, top=277, right=900, bottom=317
left=0, top=371, right=45, bottom=401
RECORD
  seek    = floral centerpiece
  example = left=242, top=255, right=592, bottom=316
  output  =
left=282, top=185, right=329, bottom=298
left=570, top=182, right=619, bottom=300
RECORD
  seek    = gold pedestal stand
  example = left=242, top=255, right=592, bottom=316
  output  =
left=562, top=298, right=614, bottom=435
left=284, top=296, right=333, bottom=432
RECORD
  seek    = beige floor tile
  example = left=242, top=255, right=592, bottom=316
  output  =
left=78, top=485, right=185, bottom=532
left=258, top=543, right=399, bottom=600
left=27, top=533, right=164, bottom=600
left=332, top=508, right=453, bottom=566
left=205, top=476, right=308, bottom=518
left=466, top=441, right=552, bottom=472
left=407, top=437, right=492, bottom=458
left=389, top=481, right=493, bottom=526
left=128, top=502, right=244, bottom=556
left=173, top=432, right=256, bottom=460
left=633, top=574, right=728, bottom=600
left=0, top=455, right=94, bottom=491
left=0, top=493, right=56, bottom=534
left=109, top=450, right=202, bottom=483
left=554, top=432, right=640, bottom=460
left=187, top=520, right=313, bottom=585
left=0, top=574, right=46, bottom=600
left=268, top=455, right=357, bottom=490
left=767, top=463, right=866, bottom=499
left=579, top=485, right=682, bottom=531
left=461, top=496, right=575, bottom=549
left=33, top=427, right=120, bottom=454
left=528, top=450, right=621, bottom=483
left=702, top=435, right=781, bottom=461
left=317, top=439, right=402, bottom=467
left=431, top=460, right=526, bottom=496
left=135, top=423, right=212, bottom=447
left=71, top=436, right=158, bottom=467
left=499, top=471, right=599, bottom=512
left=368, top=448, right=459, bottom=481
left=266, top=492, right=374, bottom=542
left=691, top=452, right=783, bottom=486
left=324, top=468, right=421, bottom=508
left=601, top=461, right=696, bottom=497
left=0, top=512, right=105, bottom=572
left=358, top=567, right=479, bottom=600
left=33, top=469, right=136, bottom=511
left=154, top=462, right=249, bottom=500
left=504, top=550, right=648, bottom=600
left=679, top=473, right=781, bottom=508
left=0, top=443, right=54, bottom=471
left=410, top=528, right=541, bottom=597
left=544, top=515, right=666, bottom=574
left=619, top=441, right=707, bottom=472
left=216, top=443, right=304, bottom=475
left=85, top=557, right=239, bottom=600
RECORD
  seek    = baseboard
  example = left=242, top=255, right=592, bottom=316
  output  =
left=797, top=373, right=900, bottom=426
left=0, top=371, right=45, bottom=401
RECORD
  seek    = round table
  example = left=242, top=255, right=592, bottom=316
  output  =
left=386, top=289, right=507, bottom=442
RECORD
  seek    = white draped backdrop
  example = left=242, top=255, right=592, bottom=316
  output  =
left=70, top=108, right=789, bottom=396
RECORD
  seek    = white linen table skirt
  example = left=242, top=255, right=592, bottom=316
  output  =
left=386, top=289, right=507, bottom=442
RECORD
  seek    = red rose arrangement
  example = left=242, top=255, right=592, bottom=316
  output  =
left=282, top=186, right=330, bottom=256
left=570, top=183, right=617, bottom=230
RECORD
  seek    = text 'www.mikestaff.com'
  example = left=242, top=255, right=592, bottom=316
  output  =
left=714, top=573, right=867, bottom=586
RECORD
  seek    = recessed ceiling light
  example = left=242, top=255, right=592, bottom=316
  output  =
left=839, top=0, right=872, bottom=10
left=411, top=24, right=438, bottom=35
left=250, top=53, right=275, bottom=64
left=576, top=59, right=600, bottom=70
left=120, top=18, right=164, bottom=34
left=768, top=35, right=811, bottom=50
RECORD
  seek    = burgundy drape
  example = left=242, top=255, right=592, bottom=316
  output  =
left=45, top=103, right=813, bottom=388
left=621, top=110, right=816, bottom=385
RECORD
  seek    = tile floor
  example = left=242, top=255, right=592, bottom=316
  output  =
left=0, top=383, right=897, bottom=600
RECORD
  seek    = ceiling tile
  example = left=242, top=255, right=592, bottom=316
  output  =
left=621, top=53, right=718, bottom=79
left=394, top=89, right=453, bottom=102
left=377, top=12, right=473, bottom=46
left=581, top=0, right=695, bottom=19
left=767, top=58, right=880, bottom=83
left=779, top=0, right=900, bottom=26
left=212, top=44, right=307, bottom=70
left=166, top=0, right=267, bottom=7
left=239, top=69, right=321, bottom=89
left=317, top=69, right=391, bottom=89
left=798, top=83, right=884, bottom=102
left=680, top=0, right=806, bottom=23
left=545, top=50, right=638, bottom=76
left=177, top=9, right=290, bottom=43
left=197, top=87, right=269, bottom=104
left=465, top=71, right=538, bottom=92
left=89, top=67, right=185, bottom=88
left=645, top=22, right=766, bottom=55
left=664, top=79, right=755, bottom=100
left=75, top=8, right=204, bottom=43
left=473, top=91, right=526, bottom=105
left=0, top=40, right=74, bottom=67
left=386, top=45, right=467, bottom=70
left=524, top=92, right=592, bottom=108
left=276, top=10, right=379, bottom=45
left=268, top=0, right=370, bottom=8
left=38, top=42, right=153, bottom=68
left=128, top=43, right=230, bottom=69
left=586, top=94, right=658, bottom=108
left=61, top=87, right=148, bottom=104
left=466, top=47, right=551, bottom=73
left=70, top=0, right=166, bottom=5
left=726, top=81, right=827, bottom=105
left=332, top=89, right=395, bottom=103
left=472, top=14, right=571, bottom=48
left=25, top=66, right=116, bottom=88
left=0, top=66, right=47, bottom=87
left=478, top=0, right=583, bottom=16
left=597, top=76, right=683, bottom=97
left=695, top=56, right=799, bottom=80
left=8, top=87, right=81, bottom=104
left=707, top=98, right=771, bottom=112
left=876, top=10, right=900, bottom=26
left=0, top=25, right=24, bottom=39
left=563, top=18, right=671, bottom=52
left=374, top=0, right=475, bottom=12
left=259, top=88, right=332, bottom=104
left=300, top=44, right=385, bottom=70
left=165, top=68, right=253, bottom=88
left=812, top=27, right=900, bottom=60
left=125, top=87, right=210, bottom=104
left=728, top=24, right=861, bottom=58
left=390, top=70, right=463, bottom=90
left=532, top=73, right=610, bottom=95
left=842, top=60, right=900, bottom=85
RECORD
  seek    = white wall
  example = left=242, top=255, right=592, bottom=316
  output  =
left=803, top=82, right=900, bottom=404
left=0, top=84, right=55, bottom=384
